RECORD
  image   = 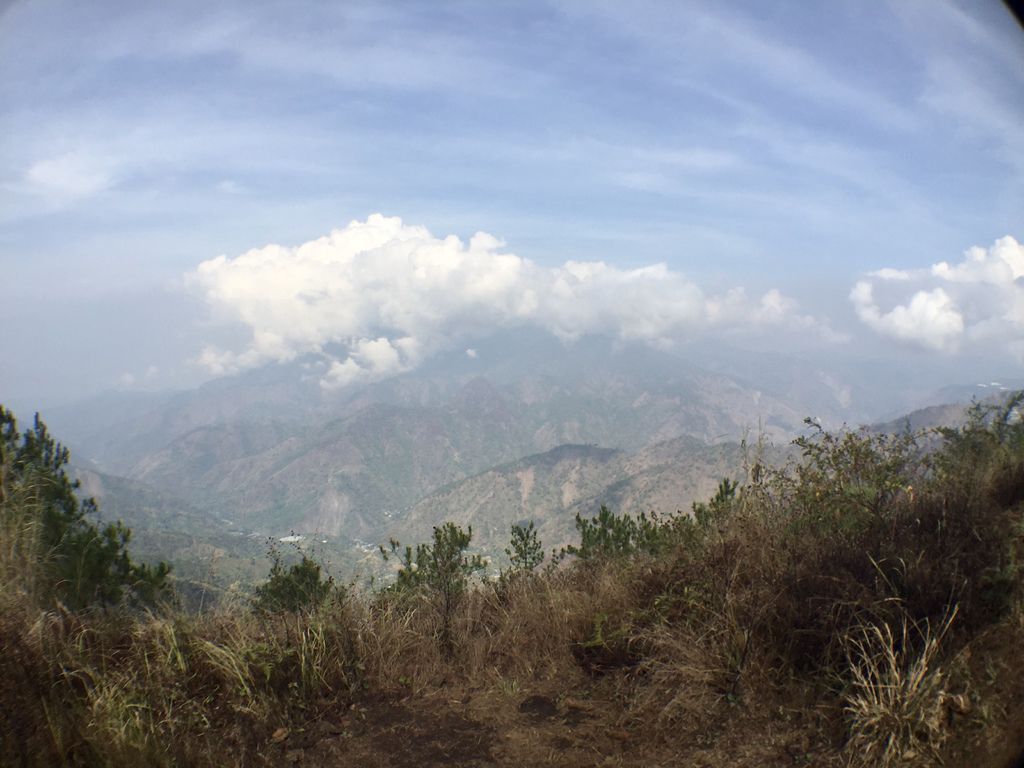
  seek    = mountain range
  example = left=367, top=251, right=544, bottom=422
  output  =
left=40, top=331, right=1013, bottom=587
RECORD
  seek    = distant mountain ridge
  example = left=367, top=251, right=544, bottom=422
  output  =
left=48, top=334, right=820, bottom=545
left=40, top=331, right=1018, bottom=583
left=395, top=436, right=761, bottom=553
left=870, top=388, right=1021, bottom=436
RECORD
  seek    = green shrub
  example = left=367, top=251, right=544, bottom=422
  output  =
left=729, top=401, right=1024, bottom=672
left=253, top=545, right=334, bottom=614
left=777, top=419, right=919, bottom=538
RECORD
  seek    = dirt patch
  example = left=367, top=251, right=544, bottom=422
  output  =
left=518, top=694, right=559, bottom=721
left=291, top=694, right=496, bottom=767
left=262, top=631, right=1024, bottom=768
left=282, top=680, right=839, bottom=768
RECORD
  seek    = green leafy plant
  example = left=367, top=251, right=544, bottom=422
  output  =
left=929, top=391, right=1024, bottom=616
left=780, top=419, right=919, bottom=538
left=573, top=610, right=638, bottom=674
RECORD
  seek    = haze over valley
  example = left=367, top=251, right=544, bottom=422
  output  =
left=36, top=326, right=1021, bottom=588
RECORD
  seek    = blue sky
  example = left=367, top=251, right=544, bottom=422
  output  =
left=1, top=0, right=1022, bottom=406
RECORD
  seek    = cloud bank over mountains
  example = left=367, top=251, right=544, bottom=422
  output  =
left=852, top=236, right=1024, bottom=356
left=188, top=214, right=1022, bottom=390
left=189, top=214, right=828, bottom=388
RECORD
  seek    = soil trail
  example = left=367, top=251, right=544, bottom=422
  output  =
left=265, top=685, right=836, bottom=767
left=264, top=620, right=1024, bottom=768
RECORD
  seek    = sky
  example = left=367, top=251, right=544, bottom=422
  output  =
left=1, top=0, right=1023, bottom=408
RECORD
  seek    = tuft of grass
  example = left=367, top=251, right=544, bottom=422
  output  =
left=842, top=609, right=957, bottom=767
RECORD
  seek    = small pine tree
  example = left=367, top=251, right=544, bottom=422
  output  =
left=505, top=521, right=544, bottom=574
left=382, top=522, right=485, bottom=657
left=0, top=406, right=171, bottom=609
left=564, top=505, right=670, bottom=561
left=691, top=478, right=739, bottom=530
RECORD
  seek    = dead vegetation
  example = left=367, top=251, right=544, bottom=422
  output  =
left=1, top=395, right=1023, bottom=767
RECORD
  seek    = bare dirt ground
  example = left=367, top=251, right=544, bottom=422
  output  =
left=261, top=678, right=842, bottom=768
left=251, top=610, right=1024, bottom=768
left=254, top=643, right=1024, bottom=768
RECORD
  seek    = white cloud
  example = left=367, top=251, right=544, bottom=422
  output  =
left=868, top=268, right=912, bottom=281
left=850, top=281, right=963, bottom=352
left=931, top=236, right=1024, bottom=284
left=188, top=213, right=828, bottom=387
left=24, top=151, right=118, bottom=201
left=853, top=236, right=1024, bottom=353
left=320, top=336, right=419, bottom=389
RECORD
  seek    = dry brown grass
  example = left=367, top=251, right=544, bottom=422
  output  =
left=0, top=544, right=1018, bottom=767
left=842, top=610, right=958, bottom=767
left=3, top=402, right=1024, bottom=766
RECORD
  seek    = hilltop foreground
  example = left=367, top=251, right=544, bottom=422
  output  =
left=2, top=397, right=1024, bottom=767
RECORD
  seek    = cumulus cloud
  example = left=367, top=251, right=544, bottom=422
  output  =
left=850, top=281, right=963, bottom=351
left=188, top=214, right=827, bottom=387
left=852, top=235, right=1024, bottom=354
left=931, top=236, right=1024, bottom=284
